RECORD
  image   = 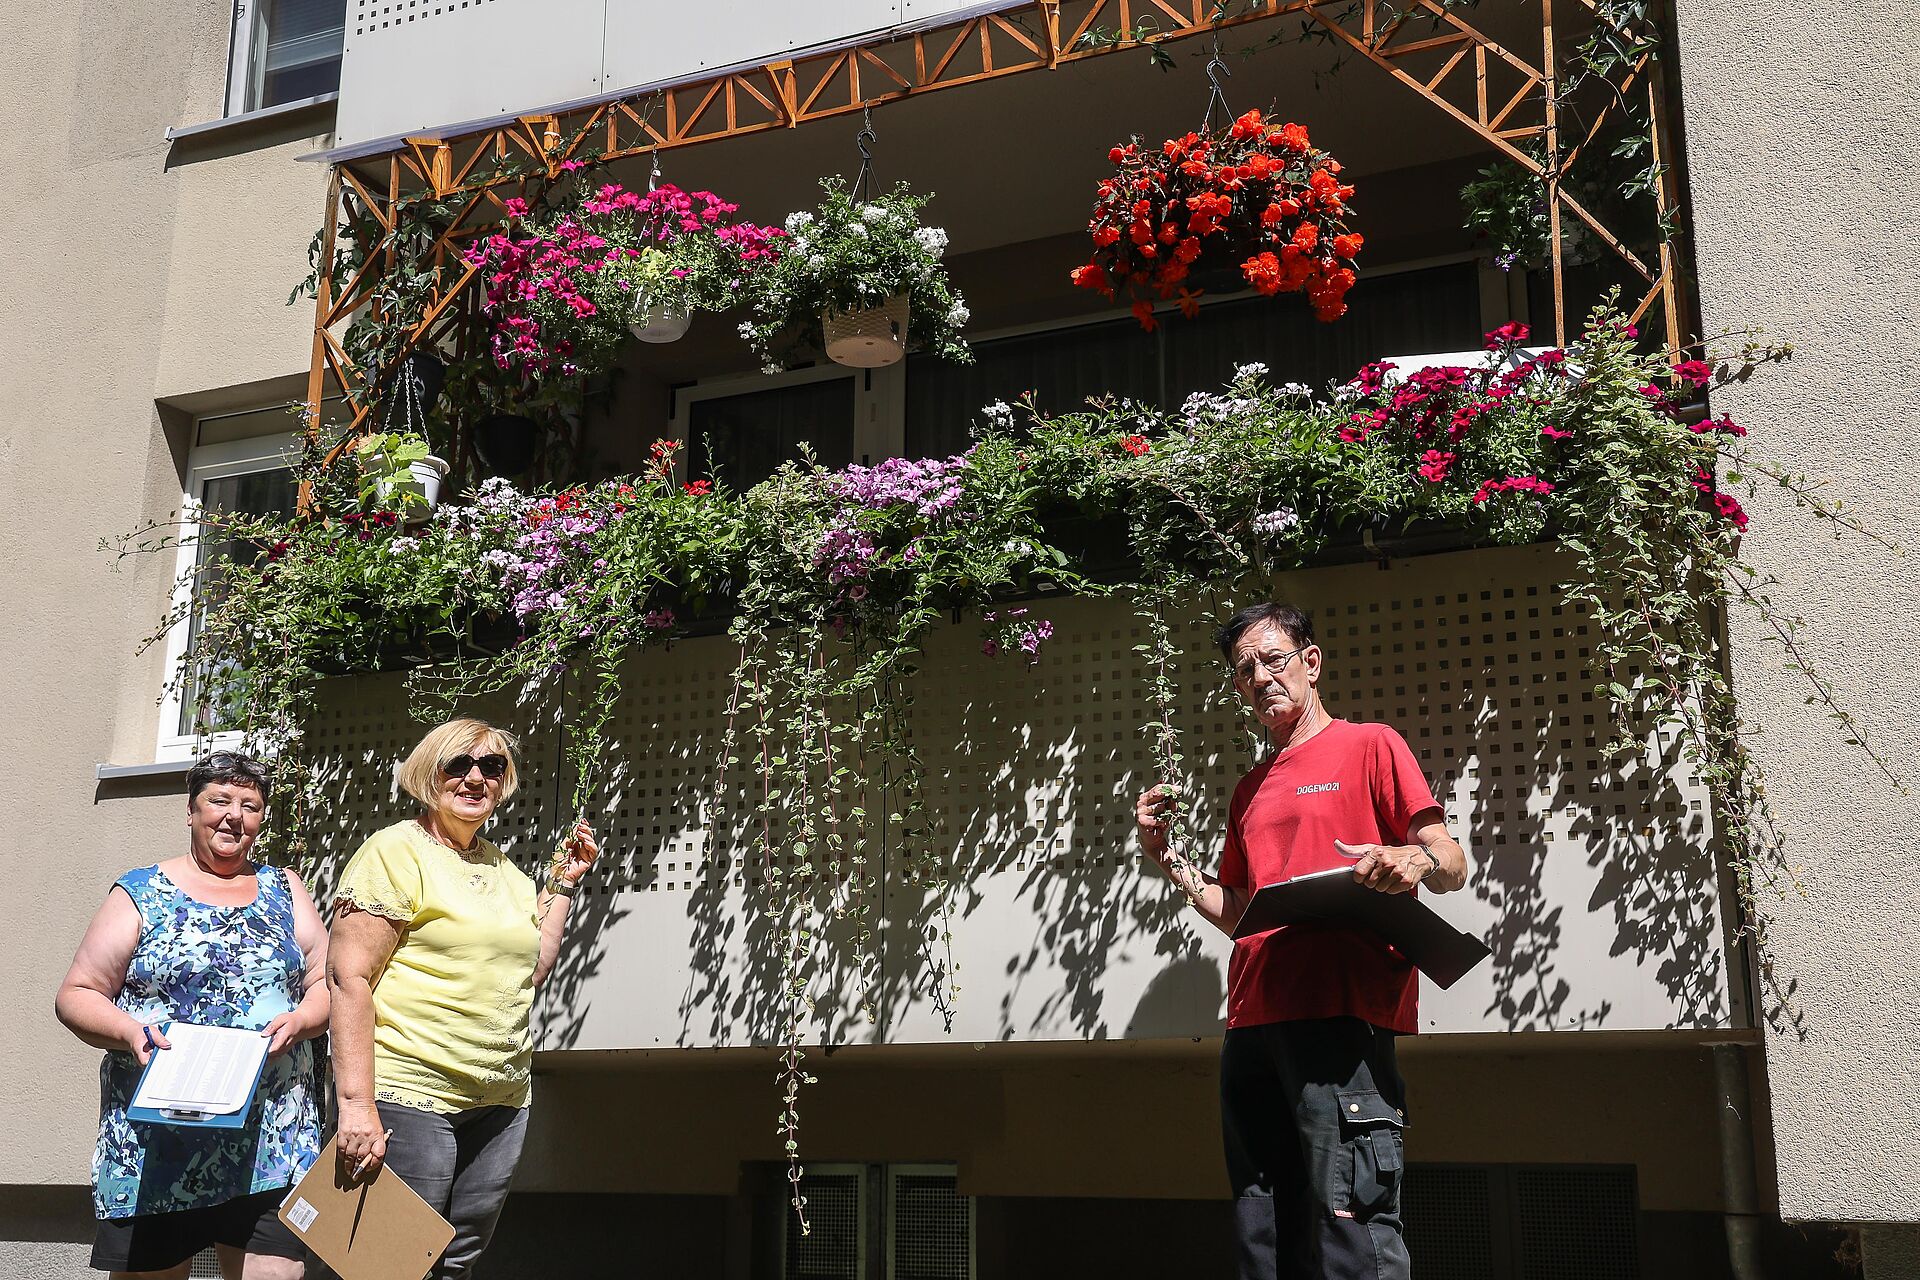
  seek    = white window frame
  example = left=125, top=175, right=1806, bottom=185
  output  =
left=154, top=429, right=303, bottom=763
left=223, top=0, right=346, bottom=117
left=224, top=1, right=258, bottom=116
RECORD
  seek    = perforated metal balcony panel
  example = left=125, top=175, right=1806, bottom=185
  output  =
left=311, top=542, right=1736, bottom=1051
left=336, top=0, right=1005, bottom=148
left=336, top=0, right=609, bottom=146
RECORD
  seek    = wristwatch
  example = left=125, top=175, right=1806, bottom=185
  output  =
left=1414, top=845, right=1441, bottom=878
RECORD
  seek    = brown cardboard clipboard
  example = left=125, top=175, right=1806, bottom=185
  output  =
left=278, top=1138, right=454, bottom=1280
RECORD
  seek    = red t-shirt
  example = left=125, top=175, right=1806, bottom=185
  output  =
left=1217, top=718, right=1441, bottom=1034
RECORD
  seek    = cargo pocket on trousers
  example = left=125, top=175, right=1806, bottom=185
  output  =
left=1337, top=1090, right=1406, bottom=1219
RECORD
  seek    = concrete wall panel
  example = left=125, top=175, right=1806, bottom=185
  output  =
left=1670, top=0, right=1920, bottom=1224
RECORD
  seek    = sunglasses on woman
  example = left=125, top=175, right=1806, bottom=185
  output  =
left=442, top=753, right=509, bottom=780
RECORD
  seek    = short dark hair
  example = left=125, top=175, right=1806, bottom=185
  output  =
left=187, top=751, right=272, bottom=805
left=1215, top=602, right=1316, bottom=660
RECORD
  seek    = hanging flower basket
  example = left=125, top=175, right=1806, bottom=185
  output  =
left=629, top=299, right=692, bottom=344
left=1073, top=109, right=1364, bottom=329
left=467, top=182, right=785, bottom=378
left=739, top=178, right=971, bottom=372
left=821, top=294, right=909, bottom=368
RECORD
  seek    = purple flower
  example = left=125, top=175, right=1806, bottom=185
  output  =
left=826, top=453, right=972, bottom=516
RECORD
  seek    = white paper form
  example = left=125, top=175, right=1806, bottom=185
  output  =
left=130, top=1023, right=270, bottom=1115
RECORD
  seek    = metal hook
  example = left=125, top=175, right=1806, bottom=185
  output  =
left=1201, top=32, right=1232, bottom=132
left=854, top=106, right=877, bottom=201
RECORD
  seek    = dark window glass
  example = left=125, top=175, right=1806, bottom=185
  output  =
left=688, top=376, right=856, bottom=491
left=905, top=316, right=1158, bottom=459
left=252, top=0, right=346, bottom=109
left=904, top=262, right=1482, bottom=457
left=179, top=467, right=299, bottom=736
left=1163, top=262, right=1484, bottom=402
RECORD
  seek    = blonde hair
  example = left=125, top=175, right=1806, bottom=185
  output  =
left=396, top=718, right=522, bottom=810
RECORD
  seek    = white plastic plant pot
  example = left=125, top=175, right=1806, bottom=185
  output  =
left=629, top=303, right=691, bottom=344
left=379, top=455, right=450, bottom=518
left=822, top=294, right=909, bottom=368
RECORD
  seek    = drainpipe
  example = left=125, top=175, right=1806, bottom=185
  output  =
left=1712, top=1042, right=1765, bottom=1280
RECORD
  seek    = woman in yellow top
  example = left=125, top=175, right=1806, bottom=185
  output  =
left=327, top=718, right=598, bottom=1279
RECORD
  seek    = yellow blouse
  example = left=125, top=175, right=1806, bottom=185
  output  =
left=335, top=821, right=539, bottom=1113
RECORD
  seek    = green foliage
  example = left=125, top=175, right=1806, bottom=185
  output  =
left=354, top=430, right=436, bottom=512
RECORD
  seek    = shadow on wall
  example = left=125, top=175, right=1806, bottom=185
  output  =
left=294, top=552, right=1733, bottom=1052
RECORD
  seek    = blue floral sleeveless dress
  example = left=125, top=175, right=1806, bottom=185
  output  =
left=92, top=864, right=324, bottom=1220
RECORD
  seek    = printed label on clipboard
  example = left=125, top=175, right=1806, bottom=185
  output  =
left=285, top=1197, right=319, bottom=1233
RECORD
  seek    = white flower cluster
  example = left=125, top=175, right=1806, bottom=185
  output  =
left=1234, top=361, right=1270, bottom=380
left=386, top=536, right=420, bottom=556
left=914, top=226, right=948, bottom=259
left=946, top=301, right=969, bottom=327
left=1182, top=391, right=1225, bottom=418
left=785, top=210, right=814, bottom=234
left=981, top=400, right=1014, bottom=428
left=1254, top=508, right=1301, bottom=538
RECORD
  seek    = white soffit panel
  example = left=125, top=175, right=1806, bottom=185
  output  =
left=336, top=0, right=610, bottom=148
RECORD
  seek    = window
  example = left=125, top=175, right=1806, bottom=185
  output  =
left=777, top=1163, right=973, bottom=1280
left=227, top=0, right=347, bottom=114
left=672, top=259, right=1486, bottom=483
left=673, top=362, right=904, bottom=493
left=156, top=409, right=305, bottom=761
left=905, top=260, right=1485, bottom=459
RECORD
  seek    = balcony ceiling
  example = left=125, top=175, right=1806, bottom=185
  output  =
left=609, top=7, right=1539, bottom=256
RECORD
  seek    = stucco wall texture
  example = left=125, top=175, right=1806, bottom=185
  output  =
left=1671, top=0, right=1920, bottom=1225
left=0, top=0, right=326, bottom=1189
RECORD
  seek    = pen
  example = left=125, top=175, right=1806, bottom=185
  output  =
left=352, top=1129, right=395, bottom=1179
left=142, top=1025, right=156, bottom=1054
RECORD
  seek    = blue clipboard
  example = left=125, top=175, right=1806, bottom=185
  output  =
left=126, top=1022, right=269, bottom=1129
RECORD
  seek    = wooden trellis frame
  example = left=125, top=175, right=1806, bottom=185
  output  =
left=302, top=0, right=1688, bottom=495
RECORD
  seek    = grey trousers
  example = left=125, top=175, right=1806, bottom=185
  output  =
left=380, top=1101, right=530, bottom=1279
left=1221, top=1017, right=1411, bottom=1280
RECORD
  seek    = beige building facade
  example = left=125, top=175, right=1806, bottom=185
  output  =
left=2, top=1, right=1915, bottom=1277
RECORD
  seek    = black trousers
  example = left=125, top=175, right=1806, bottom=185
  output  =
left=1221, top=1017, right=1411, bottom=1280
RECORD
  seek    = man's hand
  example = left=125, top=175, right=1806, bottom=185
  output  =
left=1135, top=783, right=1177, bottom=860
left=1337, top=839, right=1434, bottom=895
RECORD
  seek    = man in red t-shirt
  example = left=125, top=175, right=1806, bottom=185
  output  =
left=1136, top=602, right=1466, bottom=1280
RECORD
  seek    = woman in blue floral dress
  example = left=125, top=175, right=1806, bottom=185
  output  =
left=57, top=753, right=328, bottom=1279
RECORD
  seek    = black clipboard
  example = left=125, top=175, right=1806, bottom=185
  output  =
left=1231, top=866, right=1492, bottom=989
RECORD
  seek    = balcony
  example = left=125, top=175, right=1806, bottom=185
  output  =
left=200, top=0, right=1738, bottom=1062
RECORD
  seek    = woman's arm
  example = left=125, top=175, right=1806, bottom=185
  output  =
left=262, top=870, right=331, bottom=1057
left=533, top=889, right=573, bottom=989
left=55, top=887, right=170, bottom=1063
left=327, top=906, right=403, bottom=1171
left=533, top=821, right=600, bottom=989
